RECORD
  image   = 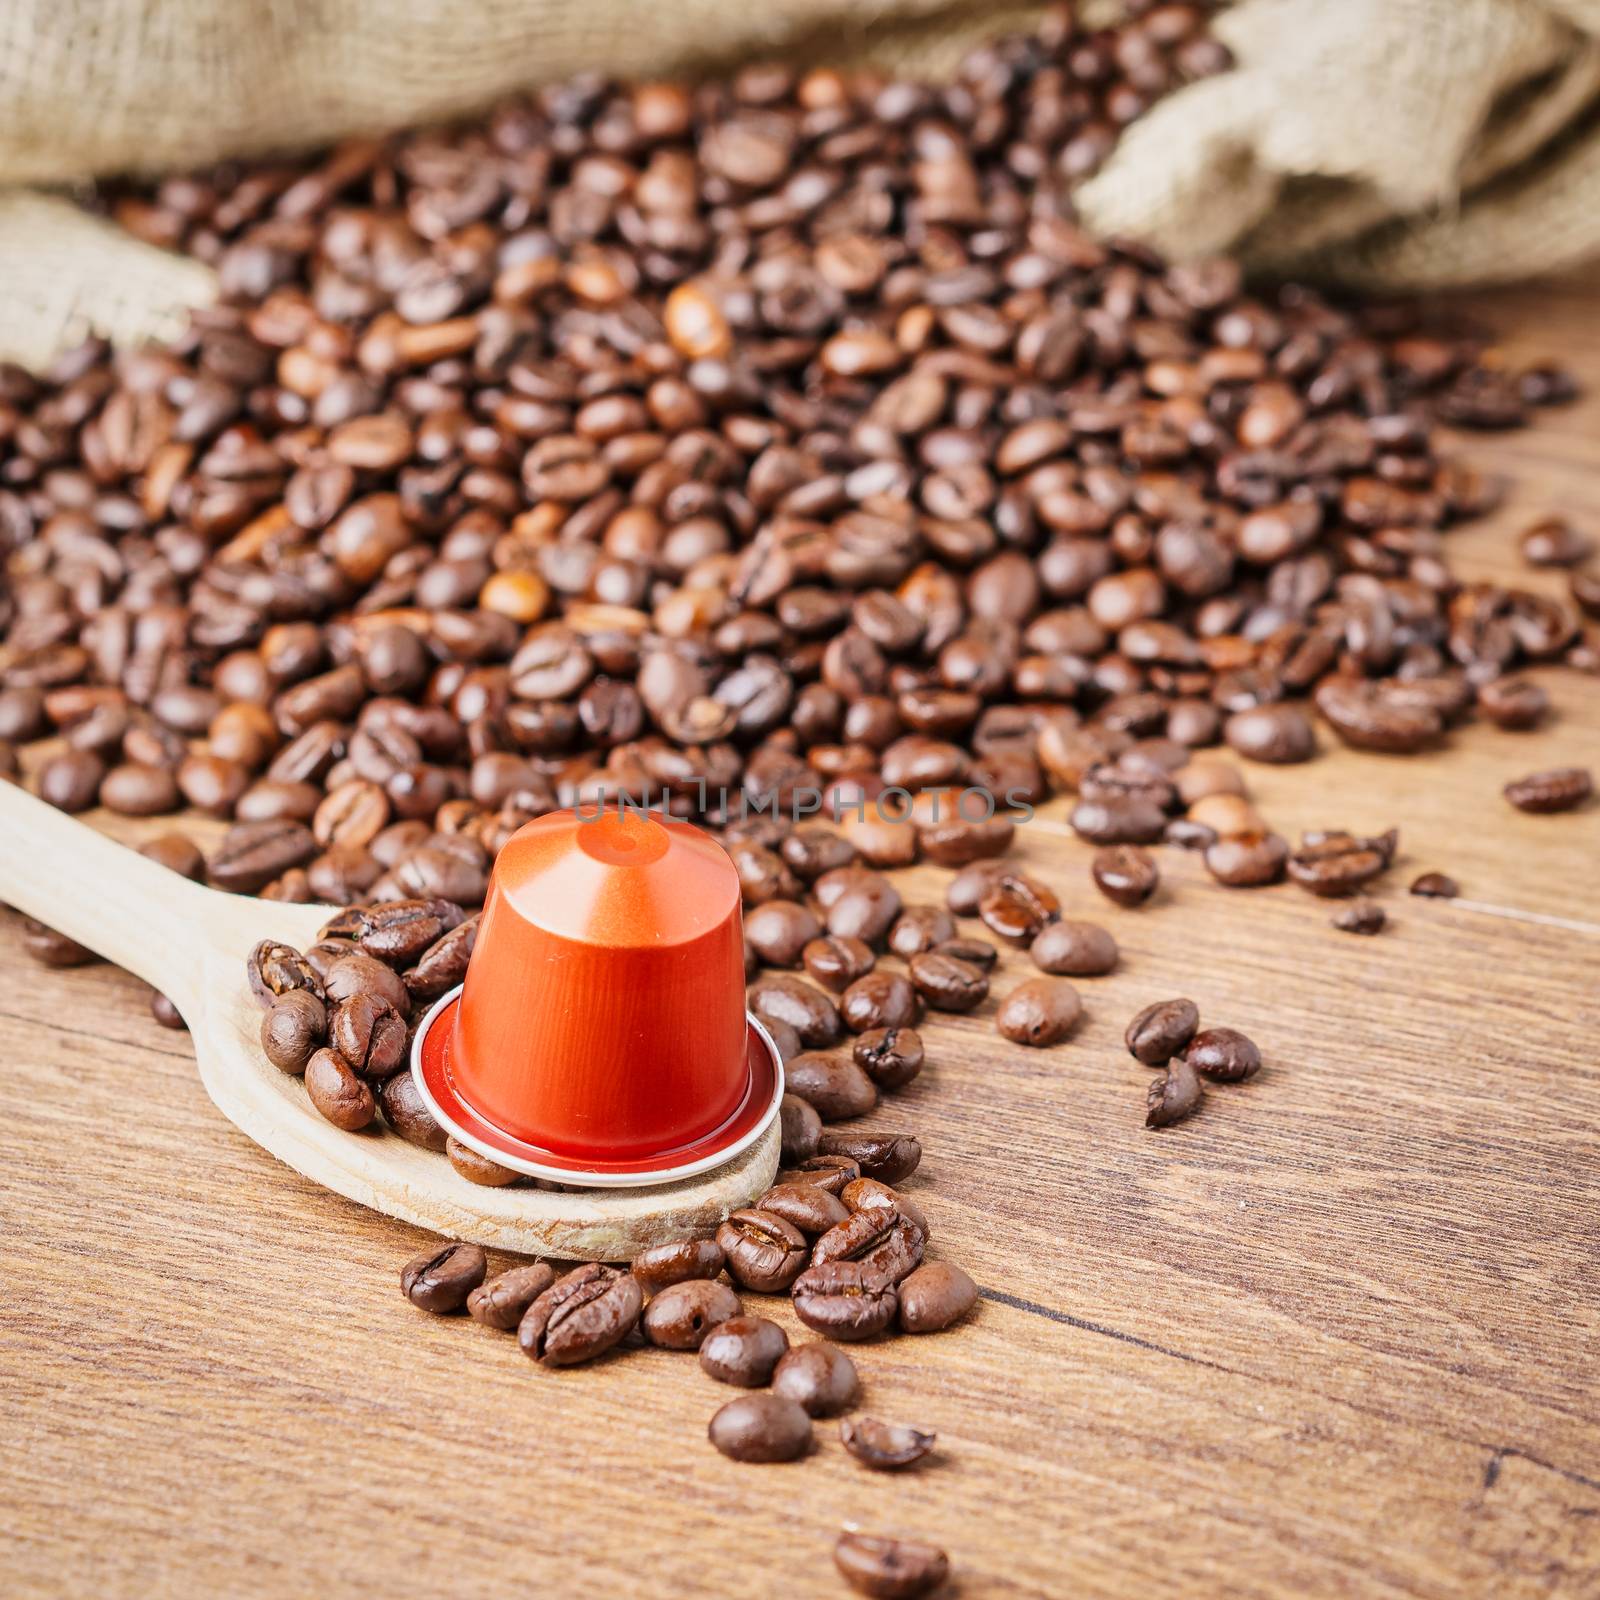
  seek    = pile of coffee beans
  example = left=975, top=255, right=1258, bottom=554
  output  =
left=5, top=0, right=1597, bottom=1590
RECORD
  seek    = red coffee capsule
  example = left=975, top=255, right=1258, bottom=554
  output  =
left=411, top=808, right=781, bottom=1185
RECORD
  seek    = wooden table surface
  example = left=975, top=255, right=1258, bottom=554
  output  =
left=3, top=277, right=1598, bottom=1600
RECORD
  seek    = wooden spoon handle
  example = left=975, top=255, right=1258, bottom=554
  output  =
left=0, top=782, right=314, bottom=1015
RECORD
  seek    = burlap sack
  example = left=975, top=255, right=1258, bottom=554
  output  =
left=2, top=0, right=1598, bottom=369
left=1076, top=0, right=1600, bottom=290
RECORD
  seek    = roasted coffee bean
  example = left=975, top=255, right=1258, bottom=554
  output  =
left=898, top=1262, right=978, bottom=1334
left=446, top=1136, right=521, bottom=1188
left=748, top=975, right=844, bottom=1048
left=886, top=906, right=957, bottom=958
left=782, top=827, right=857, bottom=882
left=791, top=1260, right=898, bottom=1341
left=1164, top=817, right=1218, bottom=850
left=519, top=1264, right=642, bottom=1366
left=304, top=1048, right=378, bottom=1131
left=932, top=935, right=997, bottom=969
left=996, top=978, right=1082, bottom=1046
left=209, top=821, right=317, bottom=893
left=744, top=900, right=822, bottom=969
left=852, top=1027, right=923, bottom=1091
left=329, top=991, right=408, bottom=1079
left=100, top=762, right=180, bottom=816
left=757, top=1182, right=851, bottom=1237
left=1286, top=831, right=1390, bottom=897
left=1204, top=831, right=1289, bottom=887
left=977, top=873, right=1061, bottom=944
left=834, top=1530, right=949, bottom=1600
left=401, top=1242, right=487, bottom=1314
left=1125, top=998, right=1200, bottom=1064
left=1520, top=515, right=1593, bottom=567
left=802, top=934, right=876, bottom=993
left=138, top=832, right=206, bottom=881
left=18, top=919, right=99, bottom=968
left=840, top=971, right=918, bottom=1034
left=246, top=939, right=324, bottom=1007
left=716, top=1208, right=810, bottom=1293
left=1030, top=919, right=1118, bottom=976
left=1410, top=871, right=1460, bottom=898
left=1332, top=900, right=1387, bottom=934
left=771, top=1342, right=860, bottom=1417
left=1185, top=1027, right=1262, bottom=1082
left=1224, top=704, right=1316, bottom=764
left=1504, top=766, right=1592, bottom=813
left=631, top=1237, right=726, bottom=1297
left=916, top=814, right=1015, bottom=866
left=1069, top=793, right=1170, bottom=847
left=378, top=1070, right=449, bottom=1151
left=260, top=989, right=326, bottom=1073
left=642, top=1280, right=743, bottom=1351
left=321, top=951, right=409, bottom=1012
left=777, top=1154, right=861, bottom=1196
left=357, top=898, right=464, bottom=966
left=468, top=1263, right=558, bottom=1331
left=834, top=1530, right=949, bottom=1599
left=698, top=1315, right=790, bottom=1387
left=841, top=1418, right=936, bottom=1471
left=707, top=1393, right=812, bottom=1463
left=1316, top=678, right=1441, bottom=754
left=1476, top=676, right=1548, bottom=730
left=313, top=779, right=390, bottom=850
left=149, top=991, right=186, bottom=1030
left=945, top=860, right=1012, bottom=916
left=818, top=1132, right=922, bottom=1186
left=1146, top=1055, right=1204, bottom=1128
left=822, top=872, right=903, bottom=947
left=907, top=951, right=989, bottom=1012
left=812, top=1208, right=924, bottom=1285
left=779, top=1092, right=823, bottom=1165
left=1091, top=845, right=1158, bottom=907
left=36, top=750, right=105, bottom=813
left=841, top=1179, right=929, bottom=1239
left=785, top=1052, right=877, bottom=1121
left=404, top=917, right=478, bottom=1002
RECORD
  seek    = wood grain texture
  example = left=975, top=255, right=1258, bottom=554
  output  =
left=2, top=277, right=1599, bottom=1600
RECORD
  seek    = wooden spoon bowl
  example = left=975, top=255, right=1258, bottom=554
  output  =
left=0, top=782, right=780, bottom=1258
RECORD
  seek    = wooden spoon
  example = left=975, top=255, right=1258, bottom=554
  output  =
left=0, top=781, right=780, bottom=1257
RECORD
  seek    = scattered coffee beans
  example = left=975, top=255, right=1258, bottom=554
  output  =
left=708, top=1394, right=812, bottom=1464
left=468, top=1262, right=557, bottom=1330
left=772, top=1342, right=860, bottom=1417
left=898, top=1262, right=978, bottom=1334
left=1146, top=1056, right=1204, bottom=1129
left=1504, top=767, right=1593, bottom=813
left=1185, top=1028, right=1262, bottom=1082
left=642, top=1280, right=743, bottom=1351
left=834, top=1530, right=949, bottom=1599
left=1410, top=872, right=1460, bottom=898
left=518, top=1264, right=642, bottom=1366
left=1092, top=846, right=1159, bottom=907
left=401, top=1242, right=487, bottom=1314
left=996, top=978, right=1082, bottom=1046
left=1030, top=919, right=1118, bottom=976
left=840, top=1417, right=936, bottom=1471
left=631, top=1236, right=725, bottom=1296
left=1125, top=998, right=1199, bottom=1064
left=699, top=1315, right=790, bottom=1387
left=1332, top=900, right=1387, bottom=935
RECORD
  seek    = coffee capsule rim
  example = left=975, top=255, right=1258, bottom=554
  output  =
left=409, top=986, right=785, bottom=1189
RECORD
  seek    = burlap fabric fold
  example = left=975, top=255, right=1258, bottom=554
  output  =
left=1075, top=0, right=1600, bottom=289
left=1, top=0, right=1598, bottom=369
